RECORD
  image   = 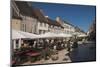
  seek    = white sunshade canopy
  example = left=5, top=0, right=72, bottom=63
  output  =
left=12, top=30, right=73, bottom=40
left=12, top=30, right=40, bottom=39
left=40, top=32, right=57, bottom=38
left=18, top=30, right=40, bottom=39
left=39, top=32, right=72, bottom=38
left=12, top=30, right=26, bottom=39
left=57, top=33, right=72, bottom=38
left=78, top=34, right=87, bottom=37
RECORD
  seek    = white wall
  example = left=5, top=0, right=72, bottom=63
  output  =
left=21, top=15, right=37, bottom=33
left=38, top=22, right=49, bottom=30
left=37, top=21, right=49, bottom=34
left=63, top=23, right=75, bottom=34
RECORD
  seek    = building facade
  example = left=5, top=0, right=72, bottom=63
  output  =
left=46, top=17, right=64, bottom=34
left=11, top=1, right=37, bottom=34
left=63, top=21, right=75, bottom=35
left=32, top=8, right=49, bottom=34
left=11, top=1, right=85, bottom=36
left=55, top=17, right=76, bottom=35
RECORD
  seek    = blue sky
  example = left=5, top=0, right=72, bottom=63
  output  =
left=32, top=2, right=96, bottom=32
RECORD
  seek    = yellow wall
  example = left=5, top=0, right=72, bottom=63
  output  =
left=11, top=18, right=21, bottom=30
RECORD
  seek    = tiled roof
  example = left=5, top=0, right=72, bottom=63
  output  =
left=12, top=15, right=22, bottom=20
left=14, top=1, right=63, bottom=28
left=63, top=20, right=75, bottom=27
left=46, top=18, right=63, bottom=28
left=15, top=1, right=48, bottom=23
left=15, top=1, right=33, bottom=17
left=32, top=7, right=48, bottom=23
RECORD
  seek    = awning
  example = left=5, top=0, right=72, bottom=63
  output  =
left=12, top=30, right=26, bottom=39
left=39, top=32, right=72, bottom=38
left=18, top=30, right=40, bottom=39
left=78, top=34, right=87, bottom=37
left=12, top=29, right=40, bottom=39
left=57, top=33, right=72, bottom=38
left=39, top=32, right=57, bottom=38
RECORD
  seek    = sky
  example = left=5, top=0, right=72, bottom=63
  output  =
left=32, top=2, right=96, bottom=32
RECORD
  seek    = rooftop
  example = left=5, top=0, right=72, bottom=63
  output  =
left=15, top=1, right=33, bottom=17
left=46, top=17, right=63, bottom=28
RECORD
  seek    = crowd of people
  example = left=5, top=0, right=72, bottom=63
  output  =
left=12, top=37, right=79, bottom=65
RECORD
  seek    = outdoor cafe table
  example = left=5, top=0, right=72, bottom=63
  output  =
left=26, top=51, right=41, bottom=62
left=26, top=51, right=40, bottom=56
left=12, top=60, right=16, bottom=65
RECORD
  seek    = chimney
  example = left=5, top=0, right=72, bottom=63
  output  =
left=45, top=16, right=49, bottom=18
left=56, top=16, right=63, bottom=25
left=56, top=16, right=61, bottom=22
